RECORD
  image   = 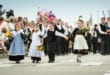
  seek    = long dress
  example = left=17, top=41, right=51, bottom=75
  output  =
left=28, top=31, right=44, bottom=59
left=8, top=30, right=25, bottom=61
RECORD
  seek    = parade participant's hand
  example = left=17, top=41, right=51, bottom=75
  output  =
left=65, top=36, right=68, bottom=40
left=106, top=30, right=110, bottom=33
left=104, top=32, right=107, bottom=35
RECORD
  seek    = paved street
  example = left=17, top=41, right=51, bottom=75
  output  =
left=0, top=53, right=110, bottom=75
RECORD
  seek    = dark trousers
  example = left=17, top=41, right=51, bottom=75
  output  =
left=56, top=37, right=66, bottom=55
left=47, top=43, right=56, bottom=61
left=61, top=38, right=66, bottom=54
left=97, top=43, right=101, bottom=52
left=43, top=38, right=48, bottom=55
left=92, top=37, right=98, bottom=54
left=65, top=40, right=69, bottom=54
left=106, top=35, right=110, bottom=54
left=101, top=35, right=107, bottom=55
left=86, top=33, right=92, bottom=51
left=24, top=37, right=32, bottom=51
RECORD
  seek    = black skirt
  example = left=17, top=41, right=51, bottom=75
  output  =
left=31, top=57, right=41, bottom=61
left=74, top=50, right=88, bottom=55
left=9, top=55, right=24, bottom=61
left=56, top=37, right=65, bottom=55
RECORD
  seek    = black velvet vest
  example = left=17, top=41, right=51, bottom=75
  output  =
left=55, top=25, right=65, bottom=33
left=100, top=24, right=107, bottom=32
left=47, top=30, right=56, bottom=43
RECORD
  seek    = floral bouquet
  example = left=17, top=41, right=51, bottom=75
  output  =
left=5, top=32, right=12, bottom=38
left=82, top=28, right=90, bottom=32
left=37, top=45, right=44, bottom=51
left=77, top=28, right=90, bottom=34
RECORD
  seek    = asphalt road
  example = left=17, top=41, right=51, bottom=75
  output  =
left=0, top=53, right=110, bottom=75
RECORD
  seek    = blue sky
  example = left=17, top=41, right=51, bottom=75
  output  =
left=0, top=0, right=110, bottom=25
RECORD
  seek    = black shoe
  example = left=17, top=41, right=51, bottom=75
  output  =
left=76, top=59, right=81, bottom=63
left=101, top=53, right=106, bottom=56
left=16, top=61, right=20, bottom=64
left=48, top=60, right=52, bottom=63
left=48, top=60, right=55, bottom=63
left=32, top=60, right=35, bottom=63
left=106, top=53, right=110, bottom=55
left=36, top=60, right=39, bottom=63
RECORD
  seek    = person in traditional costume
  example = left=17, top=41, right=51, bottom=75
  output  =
left=85, top=21, right=92, bottom=52
left=68, top=26, right=74, bottom=53
left=98, top=18, right=108, bottom=55
left=28, top=28, right=44, bottom=63
left=55, top=19, right=66, bottom=55
left=106, top=17, right=110, bottom=55
left=64, top=22, right=69, bottom=54
left=23, top=21, right=31, bottom=52
left=8, top=17, right=15, bottom=31
left=0, top=17, right=10, bottom=51
left=73, top=20, right=88, bottom=63
left=17, top=17, right=23, bottom=29
left=43, top=22, right=68, bottom=63
left=4, top=18, right=16, bottom=50
left=8, top=25, right=25, bottom=64
left=91, top=24, right=100, bottom=54
left=41, top=21, right=49, bottom=55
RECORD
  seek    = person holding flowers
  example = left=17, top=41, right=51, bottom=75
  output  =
left=73, top=19, right=88, bottom=63
left=28, top=27, right=44, bottom=63
left=8, top=24, right=25, bottom=64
